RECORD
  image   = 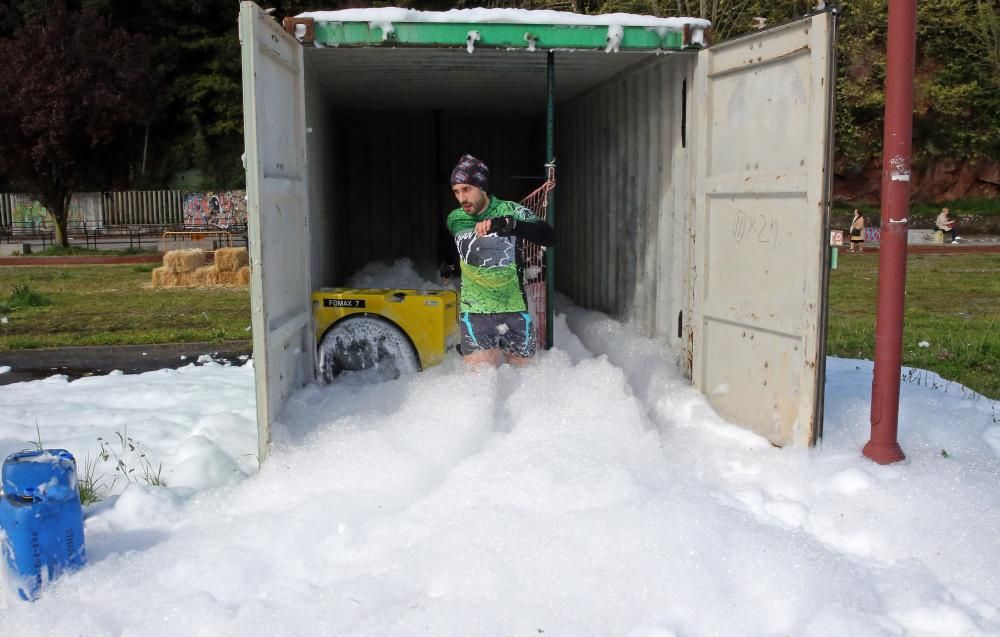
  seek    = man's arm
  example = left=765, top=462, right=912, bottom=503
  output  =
left=486, top=216, right=556, bottom=247
left=440, top=212, right=460, bottom=279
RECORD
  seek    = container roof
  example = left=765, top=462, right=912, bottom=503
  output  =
left=295, top=8, right=704, bottom=114
left=293, top=8, right=710, bottom=52
left=305, top=46, right=679, bottom=114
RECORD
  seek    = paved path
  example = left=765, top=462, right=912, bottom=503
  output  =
left=0, top=341, right=253, bottom=386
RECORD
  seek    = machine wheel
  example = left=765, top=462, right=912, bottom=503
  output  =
left=317, top=315, right=420, bottom=383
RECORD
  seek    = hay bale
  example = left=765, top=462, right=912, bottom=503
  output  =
left=151, top=266, right=169, bottom=288
left=157, top=263, right=249, bottom=287
left=194, top=265, right=219, bottom=285
left=215, top=270, right=241, bottom=286
left=163, top=249, right=206, bottom=273
left=214, top=247, right=249, bottom=272
left=151, top=267, right=188, bottom=288
left=174, top=271, right=198, bottom=287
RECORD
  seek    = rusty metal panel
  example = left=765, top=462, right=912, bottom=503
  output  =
left=555, top=54, right=694, bottom=345
left=690, top=13, right=833, bottom=446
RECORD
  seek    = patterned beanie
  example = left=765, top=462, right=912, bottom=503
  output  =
left=450, top=154, right=489, bottom=191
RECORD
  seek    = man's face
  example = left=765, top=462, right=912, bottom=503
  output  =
left=452, top=183, right=488, bottom=215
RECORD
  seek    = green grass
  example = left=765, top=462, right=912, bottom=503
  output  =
left=827, top=253, right=1000, bottom=400
left=0, top=283, right=54, bottom=313
left=10, top=282, right=53, bottom=306
left=77, top=453, right=108, bottom=506
left=0, top=265, right=250, bottom=349
left=1, top=258, right=995, bottom=401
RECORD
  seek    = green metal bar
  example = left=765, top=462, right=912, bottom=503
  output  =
left=545, top=50, right=555, bottom=350
left=312, top=22, right=687, bottom=50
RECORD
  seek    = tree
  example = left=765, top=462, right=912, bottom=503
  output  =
left=831, top=0, right=1000, bottom=176
left=0, top=2, right=151, bottom=246
left=975, top=0, right=1000, bottom=87
left=96, top=0, right=248, bottom=189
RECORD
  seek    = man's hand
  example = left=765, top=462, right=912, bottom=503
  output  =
left=475, top=216, right=516, bottom=237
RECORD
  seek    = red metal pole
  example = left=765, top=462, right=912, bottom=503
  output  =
left=864, top=0, right=917, bottom=464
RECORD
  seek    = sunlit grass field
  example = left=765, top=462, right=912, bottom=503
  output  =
left=0, top=264, right=250, bottom=349
left=827, top=252, right=999, bottom=400
left=0, top=255, right=997, bottom=400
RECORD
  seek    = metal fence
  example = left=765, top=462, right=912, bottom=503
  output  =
left=0, top=191, right=185, bottom=229
left=0, top=191, right=248, bottom=250
left=103, top=191, right=184, bottom=226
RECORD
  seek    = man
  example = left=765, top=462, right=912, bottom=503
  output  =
left=936, top=207, right=961, bottom=244
left=445, top=154, right=556, bottom=367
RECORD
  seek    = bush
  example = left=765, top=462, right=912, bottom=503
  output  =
left=9, top=283, right=52, bottom=308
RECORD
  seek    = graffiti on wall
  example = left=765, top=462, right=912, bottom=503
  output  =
left=11, top=197, right=87, bottom=227
left=183, top=191, right=247, bottom=229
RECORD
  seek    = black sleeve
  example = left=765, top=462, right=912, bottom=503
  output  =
left=513, top=218, right=556, bottom=247
left=490, top=215, right=556, bottom=247
left=438, top=217, right=458, bottom=276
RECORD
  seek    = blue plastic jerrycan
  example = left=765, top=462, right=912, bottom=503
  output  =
left=0, top=449, right=86, bottom=601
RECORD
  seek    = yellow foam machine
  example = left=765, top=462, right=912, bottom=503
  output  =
left=311, top=288, right=459, bottom=382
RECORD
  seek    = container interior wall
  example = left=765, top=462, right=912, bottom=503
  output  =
left=555, top=54, right=695, bottom=347
left=302, top=45, right=694, bottom=347
left=305, top=109, right=546, bottom=287
left=304, top=56, right=338, bottom=289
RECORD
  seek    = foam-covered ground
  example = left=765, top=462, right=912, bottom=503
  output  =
left=0, top=262, right=997, bottom=635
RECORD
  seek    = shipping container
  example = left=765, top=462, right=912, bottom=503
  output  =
left=238, top=2, right=837, bottom=459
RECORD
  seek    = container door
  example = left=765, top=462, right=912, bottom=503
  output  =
left=239, top=1, right=314, bottom=460
left=690, top=11, right=835, bottom=446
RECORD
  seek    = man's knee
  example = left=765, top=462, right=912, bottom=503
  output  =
left=504, top=353, right=534, bottom=367
left=463, top=349, right=500, bottom=368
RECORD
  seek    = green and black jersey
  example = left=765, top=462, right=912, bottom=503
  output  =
left=446, top=197, right=539, bottom=314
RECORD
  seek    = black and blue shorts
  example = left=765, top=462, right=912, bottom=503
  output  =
left=459, top=311, right=536, bottom=358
